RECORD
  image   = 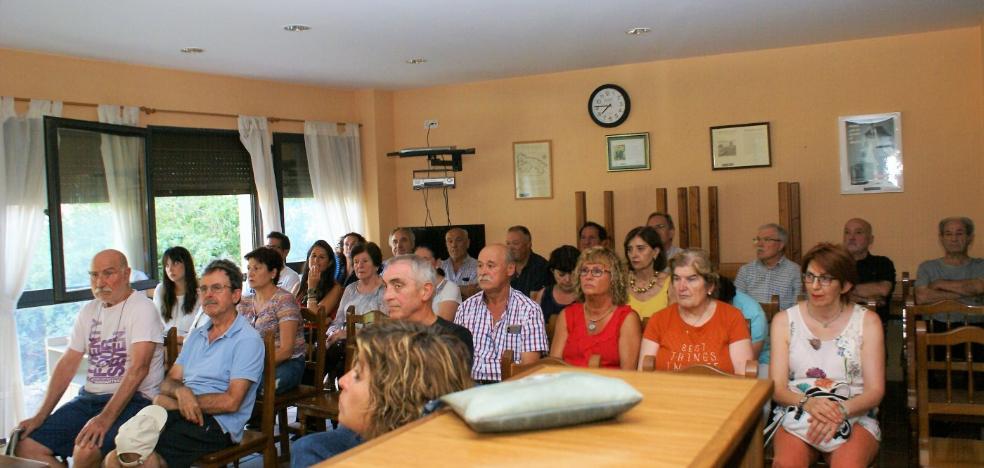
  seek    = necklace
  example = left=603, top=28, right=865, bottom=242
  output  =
left=585, top=304, right=615, bottom=332
left=806, top=303, right=844, bottom=350
left=629, top=273, right=660, bottom=293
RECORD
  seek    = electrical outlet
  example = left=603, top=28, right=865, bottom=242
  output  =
left=424, top=119, right=439, bottom=129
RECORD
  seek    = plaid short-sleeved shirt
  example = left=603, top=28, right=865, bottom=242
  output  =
left=453, top=287, right=548, bottom=381
left=734, top=256, right=803, bottom=310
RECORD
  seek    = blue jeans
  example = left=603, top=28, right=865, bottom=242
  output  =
left=273, top=356, right=306, bottom=395
left=290, top=425, right=362, bottom=468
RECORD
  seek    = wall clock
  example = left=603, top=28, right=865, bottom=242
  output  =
left=588, top=84, right=630, bottom=127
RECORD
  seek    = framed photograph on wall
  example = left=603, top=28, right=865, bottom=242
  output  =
left=710, top=122, right=771, bottom=170
left=513, top=140, right=552, bottom=199
left=838, top=112, right=902, bottom=194
left=607, top=132, right=650, bottom=171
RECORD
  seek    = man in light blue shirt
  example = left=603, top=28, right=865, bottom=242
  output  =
left=106, top=260, right=263, bottom=468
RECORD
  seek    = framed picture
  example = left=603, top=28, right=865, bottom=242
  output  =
left=607, top=132, right=650, bottom=171
left=513, top=140, right=552, bottom=199
left=710, top=122, right=771, bottom=170
left=838, top=112, right=902, bottom=194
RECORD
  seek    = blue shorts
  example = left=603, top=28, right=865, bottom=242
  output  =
left=28, top=388, right=151, bottom=457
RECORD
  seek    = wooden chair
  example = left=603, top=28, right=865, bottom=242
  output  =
left=197, top=331, right=277, bottom=468
left=915, top=321, right=984, bottom=466
left=260, top=307, right=327, bottom=460
left=295, top=307, right=387, bottom=436
left=641, top=355, right=758, bottom=378
left=546, top=314, right=558, bottom=344
left=719, top=262, right=743, bottom=282
left=759, top=294, right=781, bottom=323
left=500, top=349, right=573, bottom=380
left=163, top=327, right=178, bottom=372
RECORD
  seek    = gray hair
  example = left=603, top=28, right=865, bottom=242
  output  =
left=203, top=259, right=243, bottom=291
left=759, top=223, right=788, bottom=244
left=939, top=217, right=974, bottom=237
left=387, top=254, right=437, bottom=287
left=446, top=227, right=469, bottom=240
left=390, top=227, right=416, bottom=245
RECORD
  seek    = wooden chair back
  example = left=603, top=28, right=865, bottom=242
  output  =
left=759, top=294, right=781, bottom=323
left=197, top=330, right=277, bottom=468
left=641, top=355, right=758, bottom=378
left=718, top=262, right=743, bottom=282
left=546, top=314, right=558, bottom=345
left=163, top=327, right=178, bottom=372
left=915, top=321, right=984, bottom=466
left=500, top=349, right=570, bottom=380
left=904, top=300, right=984, bottom=413
left=300, top=307, right=328, bottom=393
left=344, top=307, right=387, bottom=373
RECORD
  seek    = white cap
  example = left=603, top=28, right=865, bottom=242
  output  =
left=115, top=405, right=168, bottom=467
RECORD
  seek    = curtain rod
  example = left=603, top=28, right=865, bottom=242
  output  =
left=11, top=96, right=360, bottom=126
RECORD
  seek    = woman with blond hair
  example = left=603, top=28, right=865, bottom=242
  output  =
left=291, top=320, right=473, bottom=467
left=549, top=246, right=642, bottom=370
left=638, top=248, right=753, bottom=374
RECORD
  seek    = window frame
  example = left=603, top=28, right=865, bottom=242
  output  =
left=272, top=132, right=309, bottom=271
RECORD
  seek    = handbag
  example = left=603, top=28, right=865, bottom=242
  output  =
left=764, top=384, right=858, bottom=453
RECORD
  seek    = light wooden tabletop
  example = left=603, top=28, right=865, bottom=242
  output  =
left=322, top=365, right=772, bottom=467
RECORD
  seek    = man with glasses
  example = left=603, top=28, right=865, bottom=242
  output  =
left=735, top=223, right=803, bottom=310
left=646, top=212, right=683, bottom=260
left=454, top=244, right=548, bottom=383
left=441, top=227, right=479, bottom=298
left=105, top=260, right=264, bottom=468
left=17, top=250, right=164, bottom=468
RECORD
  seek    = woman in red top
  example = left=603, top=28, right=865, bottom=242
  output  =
left=637, top=249, right=753, bottom=374
left=549, top=246, right=642, bottom=369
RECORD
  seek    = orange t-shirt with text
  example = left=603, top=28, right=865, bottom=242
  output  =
left=642, top=301, right=750, bottom=374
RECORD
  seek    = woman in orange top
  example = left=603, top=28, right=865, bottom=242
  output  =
left=549, top=246, right=642, bottom=369
left=637, top=249, right=753, bottom=374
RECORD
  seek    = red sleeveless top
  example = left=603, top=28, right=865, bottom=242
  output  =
left=561, top=303, right=634, bottom=369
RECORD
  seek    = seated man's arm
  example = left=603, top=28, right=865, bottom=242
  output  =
left=19, top=349, right=84, bottom=437
left=929, top=278, right=984, bottom=297
left=196, top=379, right=255, bottom=415
left=75, top=341, right=156, bottom=449
left=851, top=281, right=893, bottom=304
left=915, top=285, right=962, bottom=304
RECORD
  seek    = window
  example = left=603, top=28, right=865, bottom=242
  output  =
left=273, top=133, right=319, bottom=264
left=149, top=126, right=260, bottom=273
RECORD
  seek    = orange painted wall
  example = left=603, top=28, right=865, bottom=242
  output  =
left=390, top=27, right=984, bottom=274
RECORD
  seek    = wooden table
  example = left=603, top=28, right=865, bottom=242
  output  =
left=0, top=454, right=49, bottom=467
left=322, top=365, right=772, bottom=467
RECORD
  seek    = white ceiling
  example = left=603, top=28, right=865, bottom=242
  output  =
left=1, top=0, right=982, bottom=90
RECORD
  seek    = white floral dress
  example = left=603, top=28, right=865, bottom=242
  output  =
left=786, top=303, right=880, bottom=440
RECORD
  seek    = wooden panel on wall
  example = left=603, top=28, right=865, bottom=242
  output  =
left=677, top=187, right=689, bottom=249
left=778, top=182, right=803, bottom=263
left=575, top=191, right=586, bottom=244
left=708, top=186, right=720, bottom=265
left=655, top=188, right=668, bottom=216
left=604, top=190, right=615, bottom=243
left=687, top=186, right=701, bottom=248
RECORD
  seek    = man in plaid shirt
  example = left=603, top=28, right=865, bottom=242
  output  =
left=454, top=244, right=548, bottom=383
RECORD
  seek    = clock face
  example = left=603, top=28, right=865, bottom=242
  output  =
left=588, top=84, right=630, bottom=127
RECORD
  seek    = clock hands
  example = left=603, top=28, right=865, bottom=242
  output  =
left=593, top=104, right=612, bottom=114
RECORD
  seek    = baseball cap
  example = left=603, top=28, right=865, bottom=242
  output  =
left=115, top=405, right=168, bottom=467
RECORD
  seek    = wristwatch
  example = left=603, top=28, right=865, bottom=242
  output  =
left=797, top=394, right=810, bottom=409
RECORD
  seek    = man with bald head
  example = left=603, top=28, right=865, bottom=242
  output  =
left=441, top=227, right=479, bottom=298
left=454, top=244, right=548, bottom=383
left=843, top=218, right=896, bottom=320
left=17, top=250, right=164, bottom=468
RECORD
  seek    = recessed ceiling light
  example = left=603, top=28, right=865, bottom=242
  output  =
left=625, top=27, right=652, bottom=36
left=406, top=58, right=427, bottom=64
left=180, top=47, right=205, bottom=54
left=283, top=24, right=311, bottom=32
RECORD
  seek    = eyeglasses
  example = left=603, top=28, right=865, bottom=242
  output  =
left=198, top=284, right=234, bottom=294
left=752, top=237, right=781, bottom=243
left=578, top=267, right=611, bottom=278
left=802, top=272, right=835, bottom=287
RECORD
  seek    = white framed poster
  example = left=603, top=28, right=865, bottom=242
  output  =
left=839, top=112, right=903, bottom=194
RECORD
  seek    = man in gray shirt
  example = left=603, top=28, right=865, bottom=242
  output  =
left=915, top=216, right=984, bottom=306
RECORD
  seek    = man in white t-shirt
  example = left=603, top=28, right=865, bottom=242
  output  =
left=265, top=231, right=301, bottom=293
left=17, top=249, right=164, bottom=468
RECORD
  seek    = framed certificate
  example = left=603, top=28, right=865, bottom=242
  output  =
left=513, top=140, right=552, bottom=199
left=710, top=122, right=771, bottom=170
left=607, top=132, right=650, bottom=172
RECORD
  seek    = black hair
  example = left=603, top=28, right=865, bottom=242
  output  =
left=351, top=242, right=383, bottom=268
left=266, top=231, right=291, bottom=252
left=547, top=245, right=581, bottom=273
left=623, top=226, right=667, bottom=272
left=160, top=246, right=199, bottom=323
left=244, top=246, right=284, bottom=285
left=718, top=276, right=737, bottom=303
left=579, top=221, right=609, bottom=241
left=297, top=240, right=338, bottom=303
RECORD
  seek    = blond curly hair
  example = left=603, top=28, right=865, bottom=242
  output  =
left=573, top=246, right=629, bottom=305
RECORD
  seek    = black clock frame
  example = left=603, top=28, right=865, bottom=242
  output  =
left=588, top=84, right=631, bottom=128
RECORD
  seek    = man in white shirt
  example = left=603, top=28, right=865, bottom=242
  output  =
left=17, top=250, right=164, bottom=468
left=264, top=231, right=301, bottom=293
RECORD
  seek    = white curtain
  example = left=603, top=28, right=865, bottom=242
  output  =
left=303, top=122, right=365, bottom=243
left=97, top=105, right=146, bottom=272
left=0, top=97, right=62, bottom=435
left=238, top=116, right=282, bottom=235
